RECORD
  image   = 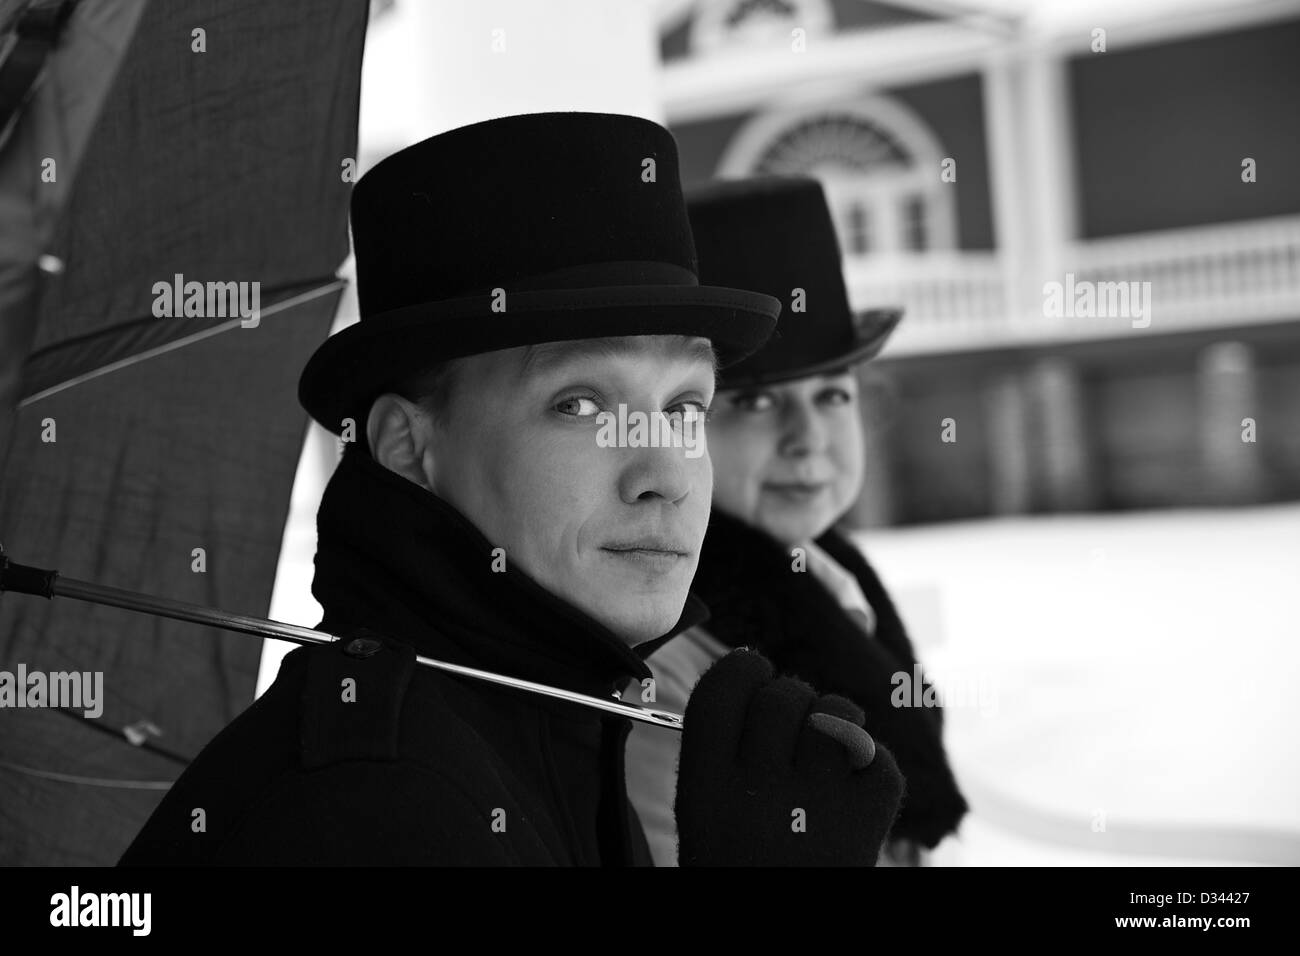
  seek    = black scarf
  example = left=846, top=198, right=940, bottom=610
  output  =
left=688, top=507, right=968, bottom=848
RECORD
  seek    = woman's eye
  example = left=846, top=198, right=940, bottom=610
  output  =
left=730, top=391, right=774, bottom=413
left=820, top=388, right=854, bottom=406
left=555, top=396, right=601, bottom=417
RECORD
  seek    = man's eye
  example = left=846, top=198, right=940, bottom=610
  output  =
left=672, top=400, right=710, bottom=419
left=730, top=391, right=774, bottom=413
left=666, top=401, right=711, bottom=428
left=555, top=396, right=601, bottom=417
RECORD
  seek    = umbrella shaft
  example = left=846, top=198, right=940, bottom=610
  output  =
left=54, top=576, right=332, bottom=646
left=48, top=575, right=684, bottom=731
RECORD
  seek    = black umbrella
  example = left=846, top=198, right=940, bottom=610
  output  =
left=0, top=0, right=368, bottom=865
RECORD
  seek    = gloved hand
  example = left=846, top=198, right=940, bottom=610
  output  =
left=769, top=614, right=968, bottom=850
left=674, top=648, right=904, bottom=866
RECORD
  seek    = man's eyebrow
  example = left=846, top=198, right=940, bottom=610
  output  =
left=521, top=338, right=719, bottom=380
left=521, top=340, right=615, bottom=375
left=687, top=338, right=721, bottom=382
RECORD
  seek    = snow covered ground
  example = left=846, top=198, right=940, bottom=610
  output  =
left=852, top=503, right=1300, bottom=866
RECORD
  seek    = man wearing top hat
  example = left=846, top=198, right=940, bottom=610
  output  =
left=625, top=176, right=968, bottom=866
left=119, top=113, right=905, bottom=867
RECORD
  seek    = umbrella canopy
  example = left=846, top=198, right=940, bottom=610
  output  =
left=0, top=0, right=367, bottom=864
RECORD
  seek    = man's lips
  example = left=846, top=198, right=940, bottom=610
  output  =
left=601, top=537, right=691, bottom=573
left=601, top=537, right=690, bottom=556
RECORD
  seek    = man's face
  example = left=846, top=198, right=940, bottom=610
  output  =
left=422, top=335, right=716, bottom=646
left=706, top=371, right=865, bottom=547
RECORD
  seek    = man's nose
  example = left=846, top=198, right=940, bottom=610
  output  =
left=778, top=398, right=828, bottom=458
left=617, top=442, right=699, bottom=505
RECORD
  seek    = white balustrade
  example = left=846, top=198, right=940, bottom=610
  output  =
left=846, top=216, right=1300, bottom=354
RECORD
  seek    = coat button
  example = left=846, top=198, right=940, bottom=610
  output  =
left=343, top=637, right=383, bottom=658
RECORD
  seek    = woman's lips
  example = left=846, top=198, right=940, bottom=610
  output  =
left=763, top=481, right=829, bottom=502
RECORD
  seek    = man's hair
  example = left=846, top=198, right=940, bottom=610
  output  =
left=392, top=357, right=464, bottom=426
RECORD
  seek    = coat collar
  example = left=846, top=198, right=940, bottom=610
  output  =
left=310, top=444, right=708, bottom=699
left=688, top=506, right=917, bottom=671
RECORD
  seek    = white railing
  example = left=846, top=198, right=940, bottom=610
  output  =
left=843, top=251, right=1007, bottom=350
left=1068, top=215, right=1300, bottom=327
left=844, top=216, right=1300, bottom=354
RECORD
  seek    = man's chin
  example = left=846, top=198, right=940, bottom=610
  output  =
left=608, top=604, right=687, bottom=646
left=580, top=592, right=687, bottom=648
left=526, top=562, right=689, bottom=645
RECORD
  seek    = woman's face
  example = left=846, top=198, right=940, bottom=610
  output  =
left=707, top=370, right=866, bottom=546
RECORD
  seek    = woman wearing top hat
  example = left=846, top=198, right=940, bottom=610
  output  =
left=626, top=176, right=968, bottom=866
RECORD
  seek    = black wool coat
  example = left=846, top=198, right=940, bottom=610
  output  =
left=119, top=444, right=704, bottom=866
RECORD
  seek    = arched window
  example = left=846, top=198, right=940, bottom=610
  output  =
left=715, top=98, right=956, bottom=258
left=689, top=0, right=834, bottom=54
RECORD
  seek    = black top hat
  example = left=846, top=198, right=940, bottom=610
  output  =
left=299, top=112, right=782, bottom=433
left=686, top=176, right=902, bottom=390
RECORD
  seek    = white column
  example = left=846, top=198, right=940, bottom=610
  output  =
left=1020, top=46, right=1080, bottom=323
left=1198, top=342, right=1263, bottom=504
left=360, top=0, right=662, bottom=158
left=1030, top=357, right=1093, bottom=511
left=984, top=370, right=1032, bottom=515
left=981, top=53, right=1033, bottom=325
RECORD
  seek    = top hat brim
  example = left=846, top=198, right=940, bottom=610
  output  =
left=717, top=307, right=904, bottom=390
left=299, top=283, right=781, bottom=434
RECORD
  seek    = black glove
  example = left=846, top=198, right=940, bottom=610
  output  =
left=767, top=612, right=967, bottom=850
left=674, top=648, right=904, bottom=866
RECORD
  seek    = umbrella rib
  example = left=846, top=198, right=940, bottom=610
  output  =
left=18, top=278, right=347, bottom=408
left=0, top=759, right=174, bottom=790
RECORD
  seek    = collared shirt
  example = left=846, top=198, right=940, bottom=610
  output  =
left=623, top=625, right=730, bottom=867
left=802, top=538, right=877, bottom=637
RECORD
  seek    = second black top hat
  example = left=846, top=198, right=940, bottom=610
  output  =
left=687, top=176, right=902, bottom=390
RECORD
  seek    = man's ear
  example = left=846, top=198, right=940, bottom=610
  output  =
left=367, top=393, right=434, bottom=490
